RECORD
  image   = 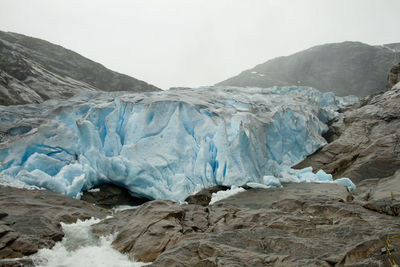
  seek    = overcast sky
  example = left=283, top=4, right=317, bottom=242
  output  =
left=1, top=0, right=399, bottom=89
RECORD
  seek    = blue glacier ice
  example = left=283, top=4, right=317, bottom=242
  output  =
left=0, top=86, right=356, bottom=200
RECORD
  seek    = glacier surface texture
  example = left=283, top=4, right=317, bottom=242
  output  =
left=0, top=86, right=356, bottom=200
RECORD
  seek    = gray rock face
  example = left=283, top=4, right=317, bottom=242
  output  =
left=0, top=30, right=160, bottom=105
left=90, top=181, right=400, bottom=266
left=294, top=82, right=400, bottom=183
left=0, top=186, right=109, bottom=259
left=218, top=41, right=400, bottom=97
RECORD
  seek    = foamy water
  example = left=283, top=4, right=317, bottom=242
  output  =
left=31, top=217, right=150, bottom=267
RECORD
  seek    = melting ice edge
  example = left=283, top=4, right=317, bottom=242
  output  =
left=0, top=86, right=356, bottom=201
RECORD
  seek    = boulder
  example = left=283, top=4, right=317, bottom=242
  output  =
left=184, top=185, right=229, bottom=206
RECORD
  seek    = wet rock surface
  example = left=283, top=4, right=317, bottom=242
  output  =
left=90, top=181, right=400, bottom=266
left=0, top=186, right=109, bottom=259
left=294, top=83, right=400, bottom=184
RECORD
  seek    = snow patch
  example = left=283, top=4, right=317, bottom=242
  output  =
left=88, top=188, right=100, bottom=193
left=209, top=185, right=246, bottom=205
left=113, top=205, right=140, bottom=212
left=245, top=182, right=271, bottom=189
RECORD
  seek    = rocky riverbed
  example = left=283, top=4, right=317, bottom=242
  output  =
left=0, top=173, right=398, bottom=267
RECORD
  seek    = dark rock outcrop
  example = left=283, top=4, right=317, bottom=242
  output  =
left=81, top=183, right=150, bottom=209
left=387, top=61, right=400, bottom=89
left=90, top=182, right=400, bottom=266
left=184, top=185, right=229, bottom=206
left=0, top=258, right=33, bottom=267
left=0, top=30, right=160, bottom=106
left=294, top=82, right=400, bottom=183
left=363, top=199, right=400, bottom=216
left=218, top=41, right=400, bottom=97
left=0, top=186, right=109, bottom=259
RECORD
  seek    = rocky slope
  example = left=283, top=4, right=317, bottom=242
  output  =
left=0, top=30, right=160, bottom=105
left=0, top=178, right=398, bottom=266
left=294, top=77, right=400, bottom=184
left=78, top=179, right=399, bottom=266
left=218, top=41, right=400, bottom=97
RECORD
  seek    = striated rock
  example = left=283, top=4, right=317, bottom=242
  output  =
left=90, top=182, right=400, bottom=266
left=80, top=183, right=150, bottom=209
left=294, top=83, right=400, bottom=184
left=0, top=186, right=109, bottom=259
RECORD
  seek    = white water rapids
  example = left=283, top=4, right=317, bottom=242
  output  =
left=30, top=217, right=149, bottom=267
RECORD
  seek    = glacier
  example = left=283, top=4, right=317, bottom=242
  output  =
left=0, top=86, right=356, bottom=201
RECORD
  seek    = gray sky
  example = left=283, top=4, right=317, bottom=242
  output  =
left=1, top=0, right=399, bottom=89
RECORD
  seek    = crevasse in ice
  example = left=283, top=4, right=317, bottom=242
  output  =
left=0, top=86, right=356, bottom=200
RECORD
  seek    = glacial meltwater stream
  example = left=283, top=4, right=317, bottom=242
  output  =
left=30, top=217, right=149, bottom=267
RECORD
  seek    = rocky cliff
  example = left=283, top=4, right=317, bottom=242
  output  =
left=218, top=41, right=400, bottom=97
left=0, top=31, right=160, bottom=105
left=294, top=78, right=400, bottom=184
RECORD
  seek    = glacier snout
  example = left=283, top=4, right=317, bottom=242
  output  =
left=0, top=86, right=355, bottom=200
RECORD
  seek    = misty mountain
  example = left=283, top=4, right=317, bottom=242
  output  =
left=0, top=31, right=160, bottom=105
left=218, top=41, right=400, bottom=97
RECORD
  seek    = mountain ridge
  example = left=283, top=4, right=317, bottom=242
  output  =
left=0, top=30, right=160, bottom=105
left=218, top=41, right=400, bottom=97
